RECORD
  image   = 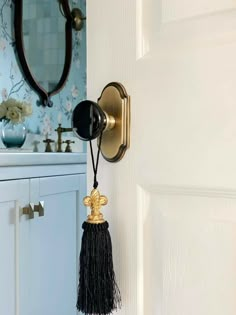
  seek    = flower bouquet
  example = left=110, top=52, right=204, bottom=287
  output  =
left=0, top=98, right=32, bottom=148
left=0, top=98, right=32, bottom=123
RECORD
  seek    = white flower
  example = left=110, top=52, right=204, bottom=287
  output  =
left=3, top=98, right=18, bottom=108
left=6, top=107, right=22, bottom=124
left=0, top=98, right=32, bottom=123
left=21, top=103, right=32, bottom=116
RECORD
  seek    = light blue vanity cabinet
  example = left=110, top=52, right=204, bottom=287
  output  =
left=0, top=153, right=86, bottom=315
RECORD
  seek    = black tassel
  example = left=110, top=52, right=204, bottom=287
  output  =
left=77, top=221, right=121, bottom=315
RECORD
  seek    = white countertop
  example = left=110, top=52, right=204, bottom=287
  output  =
left=0, top=152, right=87, bottom=166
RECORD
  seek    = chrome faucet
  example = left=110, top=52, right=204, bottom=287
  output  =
left=55, top=124, right=73, bottom=152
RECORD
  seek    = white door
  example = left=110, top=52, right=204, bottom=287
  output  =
left=87, top=1, right=236, bottom=315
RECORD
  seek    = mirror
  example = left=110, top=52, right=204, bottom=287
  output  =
left=22, top=1, right=66, bottom=93
left=14, top=0, right=79, bottom=107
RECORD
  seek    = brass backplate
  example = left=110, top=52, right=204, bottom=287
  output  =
left=97, top=82, right=130, bottom=162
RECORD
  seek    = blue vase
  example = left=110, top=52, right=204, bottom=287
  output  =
left=1, top=120, right=27, bottom=148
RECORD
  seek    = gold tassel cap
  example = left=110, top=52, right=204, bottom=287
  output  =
left=83, top=189, right=108, bottom=224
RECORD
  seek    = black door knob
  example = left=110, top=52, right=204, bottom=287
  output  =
left=72, top=82, right=130, bottom=162
left=72, top=100, right=106, bottom=141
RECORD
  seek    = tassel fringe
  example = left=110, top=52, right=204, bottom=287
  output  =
left=77, top=221, right=121, bottom=315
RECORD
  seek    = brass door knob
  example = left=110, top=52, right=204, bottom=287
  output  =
left=72, top=82, right=130, bottom=162
left=72, top=100, right=114, bottom=141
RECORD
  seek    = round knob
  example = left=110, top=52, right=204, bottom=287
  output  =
left=72, top=100, right=106, bottom=141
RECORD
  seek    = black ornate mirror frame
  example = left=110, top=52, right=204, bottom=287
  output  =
left=14, top=0, right=73, bottom=107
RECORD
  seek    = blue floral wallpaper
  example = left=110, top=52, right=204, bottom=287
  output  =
left=0, top=0, right=86, bottom=149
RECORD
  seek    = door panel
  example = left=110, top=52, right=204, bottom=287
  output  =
left=20, top=174, right=86, bottom=315
left=0, top=180, right=29, bottom=315
left=161, top=0, right=236, bottom=22
left=29, top=191, right=76, bottom=315
left=140, top=186, right=236, bottom=315
left=87, top=1, right=236, bottom=314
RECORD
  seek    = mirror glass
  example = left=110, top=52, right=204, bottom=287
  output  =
left=22, top=1, right=66, bottom=92
left=14, top=0, right=73, bottom=107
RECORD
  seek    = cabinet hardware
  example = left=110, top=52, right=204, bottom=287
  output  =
left=71, top=8, right=86, bottom=31
left=34, top=201, right=44, bottom=217
left=23, top=203, right=35, bottom=219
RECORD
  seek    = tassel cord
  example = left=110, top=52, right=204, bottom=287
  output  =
left=89, top=132, right=103, bottom=189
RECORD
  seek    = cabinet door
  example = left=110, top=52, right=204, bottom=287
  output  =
left=0, top=179, right=29, bottom=315
left=20, top=174, right=86, bottom=315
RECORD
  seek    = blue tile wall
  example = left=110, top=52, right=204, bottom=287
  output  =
left=0, top=0, right=86, bottom=141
